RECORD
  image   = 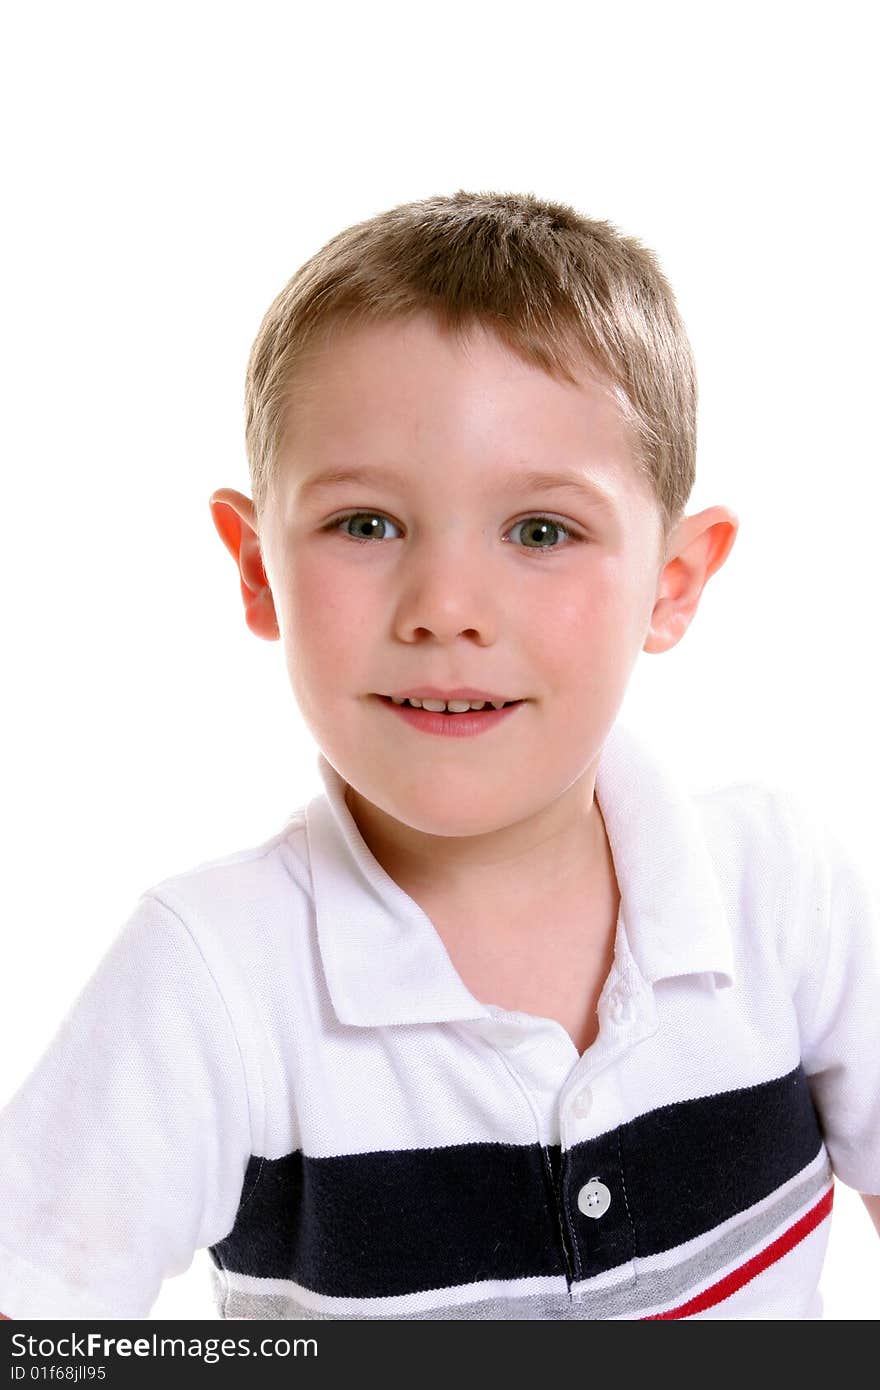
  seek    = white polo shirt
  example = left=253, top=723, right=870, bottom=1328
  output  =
left=1, top=720, right=878, bottom=1321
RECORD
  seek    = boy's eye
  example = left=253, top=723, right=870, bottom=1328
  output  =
left=324, top=511, right=581, bottom=553
left=507, top=516, right=576, bottom=551
left=330, top=512, right=404, bottom=543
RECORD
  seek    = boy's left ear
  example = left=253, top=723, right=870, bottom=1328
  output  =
left=208, top=488, right=280, bottom=641
left=643, top=506, right=739, bottom=654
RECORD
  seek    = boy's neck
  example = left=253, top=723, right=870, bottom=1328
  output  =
left=344, top=773, right=615, bottom=927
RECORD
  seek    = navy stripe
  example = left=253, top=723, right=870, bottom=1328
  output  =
left=213, top=1140, right=566, bottom=1296
left=210, top=1064, right=824, bottom=1297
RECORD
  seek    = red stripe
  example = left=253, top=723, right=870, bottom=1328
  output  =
left=641, top=1184, right=834, bottom=1320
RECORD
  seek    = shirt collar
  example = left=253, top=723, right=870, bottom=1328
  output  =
left=303, top=720, right=736, bottom=1029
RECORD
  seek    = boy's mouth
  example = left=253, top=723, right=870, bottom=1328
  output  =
left=376, top=694, right=523, bottom=713
left=372, top=694, right=526, bottom=737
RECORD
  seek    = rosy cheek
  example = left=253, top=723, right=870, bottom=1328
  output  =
left=544, top=594, right=591, bottom=637
left=289, top=559, right=374, bottom=641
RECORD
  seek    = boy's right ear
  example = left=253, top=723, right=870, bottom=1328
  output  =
left=208, top=489, right=280, bottom=641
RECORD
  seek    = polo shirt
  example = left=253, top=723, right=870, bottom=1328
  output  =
left=0, top=720, right=878, bottom=1321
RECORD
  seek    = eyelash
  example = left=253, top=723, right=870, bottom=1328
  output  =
left=320, top=511, right=585, bottom=556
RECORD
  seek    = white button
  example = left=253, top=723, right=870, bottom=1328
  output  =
left=577, top=1178, right=611, bottom=1219
left=571, top=1085, right=593, bottom=1118
left=606, top=987, right=637, bottom=1024
left=491, top=1024, right=522, bottom=1047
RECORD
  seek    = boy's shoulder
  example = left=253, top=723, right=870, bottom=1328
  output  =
left=692, top=773, right=853, bottom=883
left=692, top=775, right=799, bottom=842
left=137, top=807, right=313, bottom=948
left=690, top=775, right=830, bottom=909
left=689, top=773, right=877, bottom=986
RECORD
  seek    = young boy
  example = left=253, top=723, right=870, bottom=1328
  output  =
left=1, top=191, right=878, bottom=1322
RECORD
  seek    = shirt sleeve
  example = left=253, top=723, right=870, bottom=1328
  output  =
left=781, top=791, right=880, bottom=1196
left=0, top=892, right=254, bottom=1319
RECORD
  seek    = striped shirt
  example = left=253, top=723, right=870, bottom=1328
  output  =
left=1, top=720, right=878, bottom=1320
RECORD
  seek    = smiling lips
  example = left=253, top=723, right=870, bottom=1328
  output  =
left=377, top=694, right=524, bottom=738
left=383, top=686, right=521, bottom=706
left=389, top=696, right=517, bottom=712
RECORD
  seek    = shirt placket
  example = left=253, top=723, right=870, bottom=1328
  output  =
left=560, top=979, right=658, bottom=1292
left=485, top=971, right=658, bottom=1298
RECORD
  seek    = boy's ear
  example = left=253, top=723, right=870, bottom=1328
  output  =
left=643, top=505, right=739, bottom=655
left=208, top=488, right=280, bottom=641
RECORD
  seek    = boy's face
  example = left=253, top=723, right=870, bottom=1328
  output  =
left=213, top=313, right=734, bottom=850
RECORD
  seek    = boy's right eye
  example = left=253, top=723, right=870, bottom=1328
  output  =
left=322, top=511, right=402, bottom=543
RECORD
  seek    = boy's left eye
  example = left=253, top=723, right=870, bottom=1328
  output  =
left=507, top=516, right=578, bottom=551
left=323, top=511, right=583, bottom=553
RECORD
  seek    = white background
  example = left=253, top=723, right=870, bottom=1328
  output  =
left=1, top=0, right=877, bottom=1320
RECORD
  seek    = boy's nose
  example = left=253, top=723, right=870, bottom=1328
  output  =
left=392, top=537, right=499, bottom=644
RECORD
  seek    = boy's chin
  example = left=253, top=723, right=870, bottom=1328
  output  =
left=370, top=784, right=537, bottom=839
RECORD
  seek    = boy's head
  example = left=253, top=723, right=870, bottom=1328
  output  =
left=244, top=189, right=701, bottom=549
left=210, top=190, right=736, bottom=845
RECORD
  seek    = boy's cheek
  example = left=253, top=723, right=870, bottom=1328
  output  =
left=283, top=563, right=373, bottom=635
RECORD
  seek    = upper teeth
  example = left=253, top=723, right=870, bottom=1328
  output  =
left=391, top=696, right=508, bottom=711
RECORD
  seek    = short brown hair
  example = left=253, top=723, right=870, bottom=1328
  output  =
left=244, top=190, right=696, bottom=556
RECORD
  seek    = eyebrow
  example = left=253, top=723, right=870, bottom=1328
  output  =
left=296, top=464, right=619, bottom=513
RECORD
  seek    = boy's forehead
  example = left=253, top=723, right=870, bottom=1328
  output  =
left=280, top=315, right=648, bottom=507
left=289, top=313, right=617, bottom=411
